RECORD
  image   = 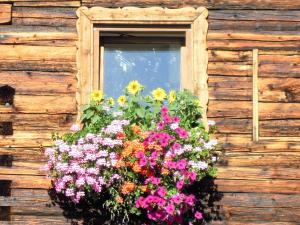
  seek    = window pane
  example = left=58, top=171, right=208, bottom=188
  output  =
left=103, top=44, right=181, bottom=99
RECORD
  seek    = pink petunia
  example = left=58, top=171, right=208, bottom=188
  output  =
left=195, top=211, right=203, bottom=220
left=165, top=204, right=175, bottom=215
left=176, top=180, right=184, bottom=190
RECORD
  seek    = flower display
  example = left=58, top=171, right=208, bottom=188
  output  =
left=45, top=81, right=217, bottom=224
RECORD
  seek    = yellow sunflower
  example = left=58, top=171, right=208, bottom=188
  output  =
left=118, top=95, right=127, bottom=106
left=127, top=80, right=143, bottom=95
left=91, top=90, right=103, bottom=102
left=108, top=97, right=115, bottom=106
left=168, top=90, right=176, bottom=103
left=152, top=88, right=167, bottom=101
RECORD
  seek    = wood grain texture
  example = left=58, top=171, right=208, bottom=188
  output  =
left=0, top=4, right=11, bottom=24
left=82, top=0, right=300, bottom=9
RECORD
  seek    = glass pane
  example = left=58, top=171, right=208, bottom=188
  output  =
left=103, top=44, right=181, bottom=99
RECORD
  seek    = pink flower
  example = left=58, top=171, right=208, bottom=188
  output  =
left=176, top=180, right=184, bottom=190
left=165, top=204, right=175, bottom=215
left=172, top=143, right=181, bottom=150
left=157, top=122, right=165, bottom=130
left=70, top=124, right=81, bottom=132
left=162, top=114, right=172, bottom=124
left=160, top=106, right=168, bottom=114
left=176, top=159, right=187, bottom=170
left=139, top=157, right=147, bottom=167
left=157, top=187, right=167, bottom=197
left=190, top=171, right=197, bottom=181
left=160, top=138, right=169, bottom=147
left=185, top=194, right=195, bottom=206
left=195, top=211, right=203, bottom=220
left=173, top=117, right=180, bottom=123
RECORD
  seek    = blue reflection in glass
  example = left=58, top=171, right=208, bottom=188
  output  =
left=103, top=44, right=181, bottom=99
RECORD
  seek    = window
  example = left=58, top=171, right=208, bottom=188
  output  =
left=77, top=7, right=208, bottom=127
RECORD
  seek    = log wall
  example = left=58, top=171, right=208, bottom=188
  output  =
left=0, top=1, right=300, bottom=224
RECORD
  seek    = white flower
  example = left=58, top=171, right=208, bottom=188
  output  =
left=208, top=120, right=216, bottom=126
left=170, top=123, right=179, bottom=130
left=70, top=124, right=81, bottom=132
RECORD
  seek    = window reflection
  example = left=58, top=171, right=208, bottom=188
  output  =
left=103, top=44, right=181, bottom=99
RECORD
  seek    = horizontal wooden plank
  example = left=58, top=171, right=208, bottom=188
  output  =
left=213, top=118, right=252, bottom=134
left=209, top=10, right=300, bottom=22
left=0, top=61, right=76, bottom=72
left=258, top=77, right=300, bottom=102
left=0, top=25, right=76, bottom=33
left=208, top=62, right=252, bottom=76
left=0, top=147, right=45, bottom=161
left=209, top=50, right=252, bottom=62
left=222, top=193, right=300, bottom=208
left=218, top=166, right=300, bottom=180
left=259, top=103, right=300, bottom=119
left=0, top=4, right=11, bottom=24
left=0, top=175, right=51, bottom=189
left=260, top=54, right=300, bottom=64
left=12, top=7, right=77, bottom=19
left=82, top=0, right=300, bottom=9
left=216, top=179, right=300, bottom=194
left=14, top=1, right=80, bottom=7
left=223, top=153, right=300, bottom=167
left=13, top=95, right=76, bottom=114
left=208, top=39, right=300, bottom=50
left=259, top=120, right=300, bottom=137
left=0, top=71, right=76, bottom=95
left=12, top=17, right=77, bottom=27
left=209, top=76, right=252, bottom=100
left=0, top=45, right=76, bottom=61
left=259, top=64, right=300, bottom=77
left=0, top=113, right=75, bottom=131
left=209, top=19, right=300, bottom=31
left=208, top=100, right=252, bottom=118
left=0, top=31, right=76, bottom=46
left=222, top=206, right=300, bottom=222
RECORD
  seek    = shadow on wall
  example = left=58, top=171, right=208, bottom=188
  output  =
left=48, top=176, right=224, bottom=225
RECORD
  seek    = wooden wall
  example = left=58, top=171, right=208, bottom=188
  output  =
left=0, top=0, right=300, bottom=224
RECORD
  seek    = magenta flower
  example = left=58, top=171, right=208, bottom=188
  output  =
left=176, top=180, right=184, bottom=190
left=157, top=187, right=167, bottom=197
left=160, top=106, right=168, bottom=114
left=165, top=204, right=175, bottom=215
left=195, top=211, right=203, bottom=220
left=176, top=159, right=187, bottom=170
left=157, top=122, right=165, bottom=130
left=173, top=116, right=180, bottom=123
left=139, top=157, right=147, bottom=167
left=162, top=114, right=172, bottom=124
left=172, top=143, right=181, bottom=150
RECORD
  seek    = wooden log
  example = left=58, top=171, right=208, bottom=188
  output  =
left=213, top=118, right=252, bottom=134
left=222, top=206, right=300, bottom=222
left=0, top=25, right=76, bottom=33
left=10, top=216, right=70, bottom=224
left=0, top=45, right=76, bottom=61
left=0, top=60, right=76, bottom=72
left=208, top=62, right=252, bottom=76
left=223, top=153, right=300, bottom=167
left=259, top=64, right=300, bottom=77
left=259, top=120, right=300, bottom=137
left=218, top=166, right=300, bottom=180
left=12, top=17, right=77, bottom=27
left=82, top=0, right=300, bottom=10
left=0, top=4, right=11, bottom=24
left=0, top=113, right=75, bottom=131
left=208, top=39, right=300, bottom=50
left=258, top=77, right=300, bottom=102
left=259, top=103, right=300, bottom=120
left=14, top=1, right=80, bottom=7
left=209, top=50, right=252, bottom=62
left=0, top=175, right=51, bottom=189
left=0, top=147, right=45, bottom=161
left=216, top=179, right=300, bottom=194
left=209, top=20, right=300, bottom=32
left=209, top=10, right=300, bottom=22
left=221, top=192, right=300, bottom=208
left=208, top=100, right=252, bottom=118
left=12, top=7, right=77, bottom=19
left=0, top=31, right=76, bottom=46
left=14, top=95, right=76, bottom=114
left=259, top=54, right=300, bottom=64
left=0, top=71, right=76, bottom=95
left=209, top=76, right=252, bottom=100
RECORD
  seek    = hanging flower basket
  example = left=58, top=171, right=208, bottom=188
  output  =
left=44, top=81, right=219, bottom=225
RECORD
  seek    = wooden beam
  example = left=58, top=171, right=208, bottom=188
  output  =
left=0, top=4, right=11, bottom=24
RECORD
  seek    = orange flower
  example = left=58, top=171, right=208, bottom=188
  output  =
left=116, top=196, right=124, bottom=204
left=161, top=168, right=170, bottom=175
left=132, top=162, right=142, bottom=173
left=121, top=182, right=136, bottom=195
left=116, top=159, right=125, bottom=168
left=139, top=185, right=148, bottom=192
left=132, top=125, right=142, bottom=135
left=147, top=142, right=162, bottom=151
left=121, top=148, right=133, bottom=158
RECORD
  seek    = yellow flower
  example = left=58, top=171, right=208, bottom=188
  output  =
left=118, top=95, right=126, bottom=106
left=127, top=80, right=143, bottom=95
left=91, top=90, right=103, bottom=102
left=195, top=99, right=201, bottom=107
left=108, top=97, right=114, bottom=106
left=152, top=88, right=167, bottom=101
left=168, top=90, right=176, bottom=103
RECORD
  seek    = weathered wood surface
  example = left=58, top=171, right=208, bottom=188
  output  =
left=0, top=4, right=11, bottom=24
left=82, top=0, right=300, bottom=9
